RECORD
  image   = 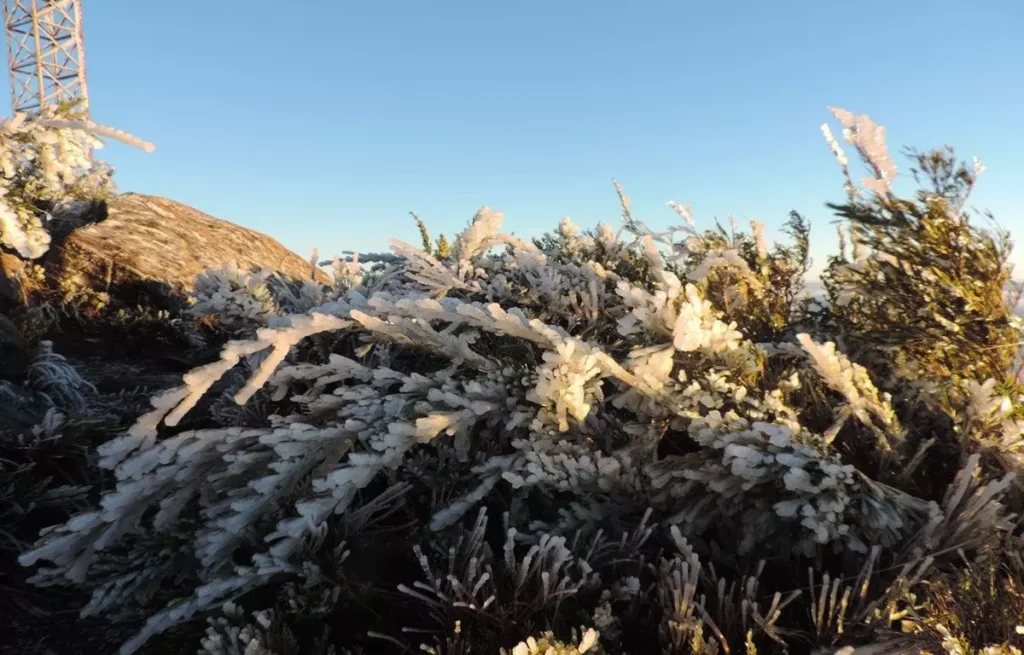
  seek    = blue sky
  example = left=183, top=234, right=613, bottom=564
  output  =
left=6, top=0, right=1022, bottom=276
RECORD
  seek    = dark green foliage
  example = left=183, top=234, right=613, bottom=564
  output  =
left=823, top=148, right=1018, bottom=394
left=413, top=212, right=454, bottom=260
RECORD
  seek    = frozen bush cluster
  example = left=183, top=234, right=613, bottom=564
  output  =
left=0, top=105, right=154, bottom=258
left=651, top=411, right=888, bottom=556
left=190, top=263, right=282, bottom=333
left=13, top=108, right=1024, bottom=654
left=504, top=628, right=600, bottom=655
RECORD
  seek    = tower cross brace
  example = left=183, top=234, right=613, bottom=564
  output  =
left=2, top=0, right=88, bottom=116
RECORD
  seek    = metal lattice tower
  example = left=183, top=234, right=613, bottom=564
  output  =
left=2, top=0, right=88, bottom=116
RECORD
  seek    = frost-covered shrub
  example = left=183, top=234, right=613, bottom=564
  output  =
left=190, top=259, right=372, bottom=338
left=16, top=107, right=1024, bottom=655
left=26, top=340, right=97, bottom=412
left=0, top=103, right=154, bottom=259
left=190, top=263, right=282, bottom=334
left=0, top=407, right=110, bottom=628
left=821, top=112, right=1019, bottom=397
left=503, top=628, right=601, bottom=655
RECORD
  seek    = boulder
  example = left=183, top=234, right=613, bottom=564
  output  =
left=0, top=252, right=26, bottom=311
left=48, top=193, right=329, bottom=304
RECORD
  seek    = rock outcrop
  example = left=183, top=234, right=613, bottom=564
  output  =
left=48, top=193, right=328, bottom=301
left=0, top=252, right=27, bottom=311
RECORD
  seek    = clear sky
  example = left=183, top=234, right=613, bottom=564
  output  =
left=5, top=0, right=1022, bottom=276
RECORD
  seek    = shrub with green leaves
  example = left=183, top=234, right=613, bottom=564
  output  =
left=14, top=108, right=1024, bottom=655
